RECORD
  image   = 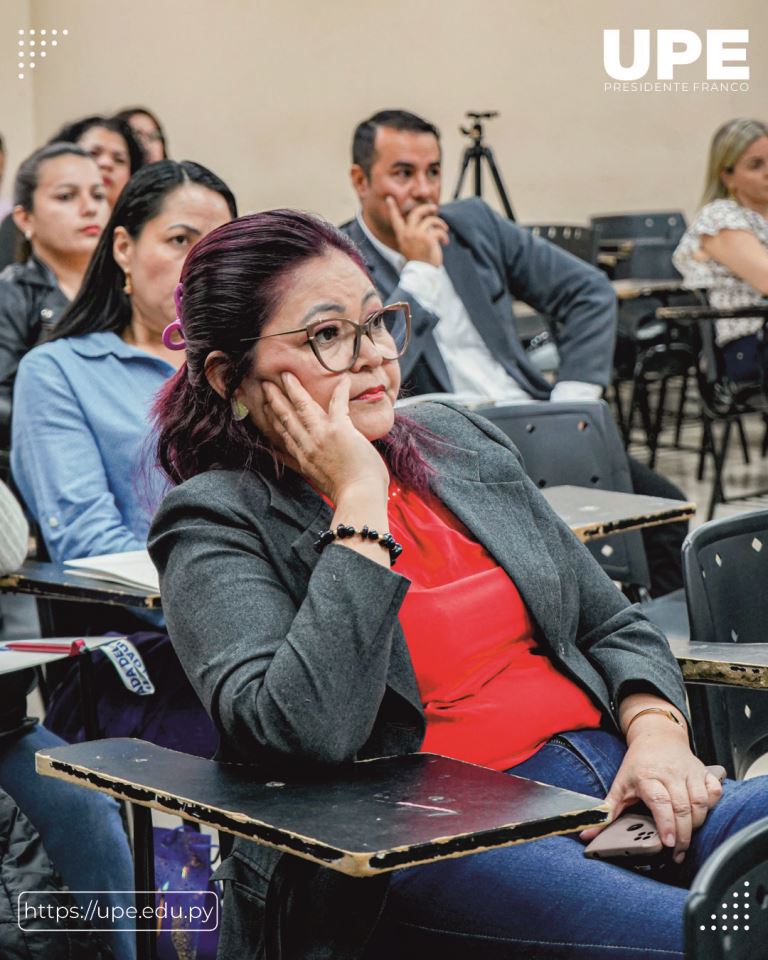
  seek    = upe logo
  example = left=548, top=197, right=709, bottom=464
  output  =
left=603, top=29, right=749, bottom=81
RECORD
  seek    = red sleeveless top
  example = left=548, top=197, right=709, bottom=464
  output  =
left=387, top=481, right=602, bottom=770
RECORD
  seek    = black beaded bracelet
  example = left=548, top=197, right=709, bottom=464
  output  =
left=313, top=523, right=403, bottom=566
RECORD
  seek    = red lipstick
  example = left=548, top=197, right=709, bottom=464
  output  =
left=353, top=385, right=386, bottom=401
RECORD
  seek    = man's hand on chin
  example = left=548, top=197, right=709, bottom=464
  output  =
left=386, top=197, right=449, bottom=267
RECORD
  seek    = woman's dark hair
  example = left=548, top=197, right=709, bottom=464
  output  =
left=49, top=115, right=145, bottom=175
left=115, top=106, right=168, bottom=160
left=13, top=141, right=96, bottom=261
left=49, top=159, right=237, bottom=342
left=153, top=209, right=436, bottom=492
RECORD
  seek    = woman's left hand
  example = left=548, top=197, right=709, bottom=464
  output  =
left=579, top=722, right=723, bottom=862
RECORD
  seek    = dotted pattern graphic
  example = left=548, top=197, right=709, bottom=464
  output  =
left=16, top=28, right=68, bottom=79
left=699, top=881, right=751, bottom=933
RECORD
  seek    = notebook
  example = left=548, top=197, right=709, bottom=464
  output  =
left=63, top=550, right=160, bottom=593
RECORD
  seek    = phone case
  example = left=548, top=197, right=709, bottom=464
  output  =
left=584, top=814, right=662, bottom=859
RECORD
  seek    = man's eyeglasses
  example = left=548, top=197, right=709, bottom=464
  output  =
left=239, top=302, right=411, bottom=373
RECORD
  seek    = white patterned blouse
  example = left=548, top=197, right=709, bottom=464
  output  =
left=673, top=199, right=768, bottom=346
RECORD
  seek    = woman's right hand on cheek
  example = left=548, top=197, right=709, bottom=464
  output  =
left=261, top=373, right=389, bottom=503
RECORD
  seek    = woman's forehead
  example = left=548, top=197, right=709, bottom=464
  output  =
left=37, top=153, right=101, bottom=186
left=276, top=251, right=378, bottom=312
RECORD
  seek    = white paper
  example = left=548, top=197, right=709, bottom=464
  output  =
left=63, top=550, right=160, bottom=592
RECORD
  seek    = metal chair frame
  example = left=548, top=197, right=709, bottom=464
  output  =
left=656, top=301, right=768, bottom=520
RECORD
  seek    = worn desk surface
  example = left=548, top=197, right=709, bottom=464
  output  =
left=668, top=636, right=768, bottom=690
left=542, top=485, right=696, bottom=543
left=515, top=279, right=689, bottom=312
left=37, top=739, right=609, bottom=877
left=611, top=278, right=690, bottom=300
left=656, top=301, right=768, bottom=324
left=0, top=559, right=161, bottom=609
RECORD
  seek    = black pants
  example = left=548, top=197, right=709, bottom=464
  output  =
left=721, top=333, right=766, bottom=382
left=627, top=456, right=687, bottom=597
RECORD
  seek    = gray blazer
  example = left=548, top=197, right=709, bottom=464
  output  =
left=342, top=199, right=617, bottom=399
left=148, top=401, right=687, bottom=959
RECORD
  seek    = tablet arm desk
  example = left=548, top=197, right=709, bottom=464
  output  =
left=36, top=739, right=609, bottom=960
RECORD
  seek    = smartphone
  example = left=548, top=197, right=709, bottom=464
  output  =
left=583, top=764, right=727, bottom=861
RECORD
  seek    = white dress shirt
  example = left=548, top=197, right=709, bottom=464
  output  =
left=356, top=215, right=601, bottom=404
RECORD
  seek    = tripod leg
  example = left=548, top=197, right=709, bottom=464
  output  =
left=482, top=147, right=516, bottom=220
left=453, top=149, right=473, bottom=201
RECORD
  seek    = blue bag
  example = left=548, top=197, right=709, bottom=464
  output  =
left=153, top=824, right=220, bottom=960
left=44, top=631, right=218, bottom=758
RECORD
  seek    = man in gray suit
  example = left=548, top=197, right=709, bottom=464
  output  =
left=342, top=109, right=616, bottom=401
left=341, top=109, right=687, bottom=596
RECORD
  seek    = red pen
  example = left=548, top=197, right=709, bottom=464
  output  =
left=5, top=639, right=86, bottom=655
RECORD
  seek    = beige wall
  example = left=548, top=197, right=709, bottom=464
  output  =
left=2, top=0, right=767, bottom=225
left=0, top=0, right=36, bottom=202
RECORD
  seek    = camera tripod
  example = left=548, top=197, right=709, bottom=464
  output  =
left=452, top=111, right=515, bottom=220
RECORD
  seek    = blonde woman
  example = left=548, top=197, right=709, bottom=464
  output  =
left=673, top=118, right=768, bottom=380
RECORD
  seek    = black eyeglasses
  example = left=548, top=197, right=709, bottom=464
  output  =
left=239, top=302, right=411, bottom=373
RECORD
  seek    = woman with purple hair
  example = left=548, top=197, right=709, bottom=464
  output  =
left=149, top=209, right=768, bottom=960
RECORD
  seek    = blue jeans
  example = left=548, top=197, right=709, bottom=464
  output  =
left=366, top=729, right=768, bottom=959
left=0, top=723, right=136, bottom=960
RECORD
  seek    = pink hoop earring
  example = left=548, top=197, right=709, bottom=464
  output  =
left=162, top=320, right=186, bottom=351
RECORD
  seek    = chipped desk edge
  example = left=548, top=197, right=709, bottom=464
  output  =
left=676, top=657, right=768, bottom=689
left=35, top=751, right=609, bottom=877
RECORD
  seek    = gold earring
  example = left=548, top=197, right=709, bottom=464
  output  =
left=231, top=398, right=249, bottom=421
left=123, top=271, right=133, bottom=295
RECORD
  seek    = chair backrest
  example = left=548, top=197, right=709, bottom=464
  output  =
left=526, top=224, right=599, bottom=265
left=478, top=400, right=650, bottom=588
left=633, top=341, right=697, bottom=382
left=591, top=211, right=687, bottom=244
left=612, top=239, right=682, bottom=281
left=685, top=815, right=768, bottom=959
left=682, top=510, right=768, bottom=648
left=682, top=510, right=768, bottom=778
